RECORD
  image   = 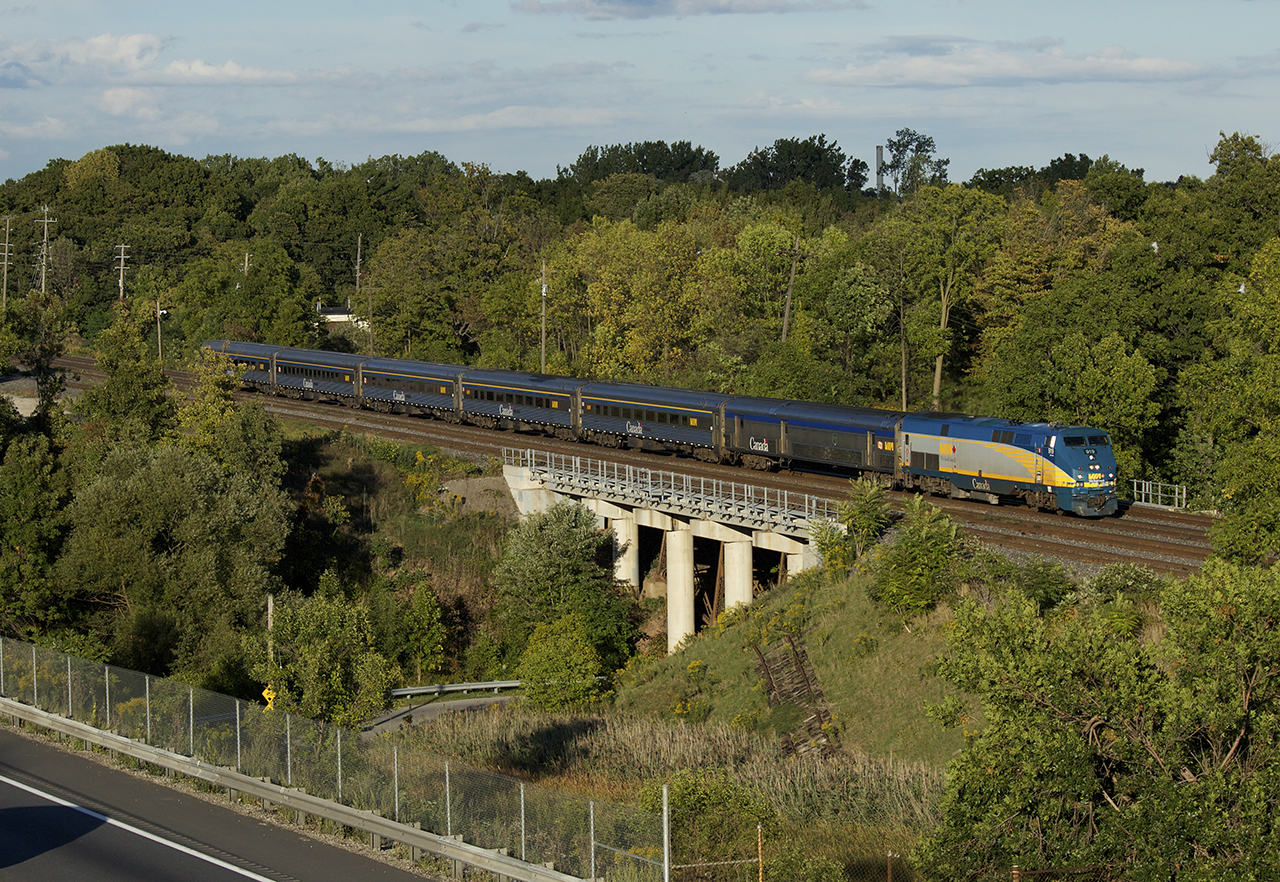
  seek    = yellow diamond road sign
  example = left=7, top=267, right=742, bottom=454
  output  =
left=262, top=685, right=276, bottom=710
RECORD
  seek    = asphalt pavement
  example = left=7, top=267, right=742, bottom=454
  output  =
left=0, top=725, right=433, bottom=881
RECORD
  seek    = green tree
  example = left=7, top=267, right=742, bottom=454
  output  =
left=76, top=303, right=173, bottom=442
left=869, top=495, right=959, bottom=620
left=515, top=613, right=604, bottom=711
left=404, top=579, right=447, bottom=685
left=0, top=434, right=72, bottom=636
left=493, top=502, right=637, bottom=671
left=251, top=591, right=399, bottom=726
left=883, top=128, right=950, bottom=196
left=57, top=444, right=291, bottom=687
left=885, top=184, right=1004, bottom=408
left=916, top=559, right=1280, bottom=880
left=1182, top=237, right=1280, bottom=562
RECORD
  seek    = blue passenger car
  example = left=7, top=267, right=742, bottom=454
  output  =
left=270, top=347, right=364, bottom=402
left=577, top=382, right=727, bottom=452
left=459, top=369, right=581, bottom=432
left=358, top=357, right=465, bottom=416
left=724, top=397, right=904, bottom=471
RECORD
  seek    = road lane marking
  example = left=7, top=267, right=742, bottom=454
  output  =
left=0, top=772, right=277, bottom=881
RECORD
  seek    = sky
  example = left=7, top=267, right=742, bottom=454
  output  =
left=1, top=0, right=1277, bottom=185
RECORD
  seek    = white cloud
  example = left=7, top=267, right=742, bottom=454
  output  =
left=513, top=0, right=864, bottom=20
left=58, top=33, right=165, bottom=70
left=100, top=87, right=161, bottom=119
left=392, top=104, right=621, bottom=132
left=162, top=58, right=298, bottom=84
left=2, top=115, right=72, bottom=139
left=807, top=40, right=1210, bottom=88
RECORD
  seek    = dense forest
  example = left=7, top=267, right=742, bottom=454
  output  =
left=3, top=129, right=1280, bottom=879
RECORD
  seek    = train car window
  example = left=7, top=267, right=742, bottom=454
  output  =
left=1065, top=436, right=1086, bottom=446
left=645, top=410, right=655, bottom=422
left=940, top=425, right=949, bottom=437
left=1001, top=431, right=1015, bottom=444
left=1015, top=433, right=1031, bottom=446
left=1088, top=435, right=1109, bottom=446
left=991, top=430, right=1001, bottom=442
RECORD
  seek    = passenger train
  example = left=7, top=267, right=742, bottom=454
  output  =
left=205, top=340, right=1120, bottom=517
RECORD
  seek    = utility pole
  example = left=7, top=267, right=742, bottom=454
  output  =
left=777, top=236, right=810, bottom=344
left=355, top=233, right=371, bottom=356
left=0, top=216, right=12, bottom=311
left=243, top=252, right=251, bottom=276
left=155, top=296, right=164, bottom=362
left=36, top=205, right=56, bottom=295
left=115, top=244, right=129, bottom=301
left=540, top=258, right=547, bottom=373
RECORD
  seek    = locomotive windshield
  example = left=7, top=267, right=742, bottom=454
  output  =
left=1065, top=434, right=1111, bottom=447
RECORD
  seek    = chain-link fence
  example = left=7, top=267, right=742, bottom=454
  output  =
left=0, top=637, right=662, bottom=881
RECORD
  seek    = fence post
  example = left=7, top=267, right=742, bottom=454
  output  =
left=589, top=800, right=596, bottom=882
left=337, top=729, right=343, bottom=802
left=1, top=636, right=5, bottom=694
left=145, top=676, right=151, bottom=743
left=446, top=760, right=452, bottom=837
left=286, top=714, right=292, bottom=787
left=235, top=700, right=241, bottom=773
left=393, top=745, right=399, bottom=823
left=663, top=784, right=671, bottom=882
left=189, top=687, right=194, bottom=756
left=758, top=824, right=764, bottom=882
left=520, top=782, right=526, bottom=862
left=104, top=663, right=110, bottom=727
left=32, top=646, right=38, bottom=708
left=66, top=656, right=72, bottom=717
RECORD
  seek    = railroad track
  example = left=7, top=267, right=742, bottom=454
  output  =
left=53, top=356, right=1214, bottom=579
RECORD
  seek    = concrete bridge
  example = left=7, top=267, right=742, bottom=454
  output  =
left=502, top=449, right=833, bottom=652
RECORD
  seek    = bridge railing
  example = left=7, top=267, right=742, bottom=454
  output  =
left=1130, top=480, right=1188, bottom=509
left=505, top=448, right=840, bottom=536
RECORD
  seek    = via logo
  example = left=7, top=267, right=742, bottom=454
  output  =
left=303, top=378, right=314, bottom=390
left=749, top=437, right=771, bottom=452
left=393, top=389, right=406, bottom=402
left=626, top=421, right=644, bottom=435
left=971, top=478, right=992, bottom=492
left=499, top=404, right=514, bottom=417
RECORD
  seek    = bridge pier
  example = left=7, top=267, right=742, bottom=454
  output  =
left=666, top=526, right=695, bottom=653
left=503, top=455, right=823, bottom=655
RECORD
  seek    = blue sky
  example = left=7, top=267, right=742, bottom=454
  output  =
left=1, top=0, right=1276, bottom=184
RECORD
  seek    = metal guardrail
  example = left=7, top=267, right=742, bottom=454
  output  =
left=0, top=638, right=663, bottom=882
left=1130, top=479, right=1188, bottom=509
left=504, top=448, right=839, bottom=537
left=390, top=680, right=520, bottom=698
left=0, top=697, right=579, bottom=882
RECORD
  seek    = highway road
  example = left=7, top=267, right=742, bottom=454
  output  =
left=0, top=726, right=431, bottom=881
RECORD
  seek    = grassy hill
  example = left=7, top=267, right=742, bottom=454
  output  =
left=613, top=568, right=970, bottom=768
